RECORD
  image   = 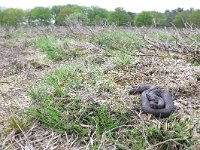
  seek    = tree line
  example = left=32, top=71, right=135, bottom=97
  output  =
left=0, top=4, right=200, bottom=28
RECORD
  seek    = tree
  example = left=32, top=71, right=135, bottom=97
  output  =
left=128, top=12, right=136, bottom=25
left=108, top=7, right=131, bottom=26
left=55, top=5, right=85, bottom=25
left=151, top=11, right=167, bottom=27
left=1, top=8, right=25, bottom=26
left=28, top=7, right=52, bottom=25
left=55, top=7, right=74, bottom=25
left=134, top=11, right=153, bottom=27
left=87, top=7, right=109, bottom=25
left=0, top=10, right=3, bottom=25
left=66, top=13, right=89, bottom=25
left=189, top=10, right=200, bottom=27
left=165, top=8, right=183, bottom=26
left=173, top=11, right=191, bottom=27
left=51, top=5, right=62, bottom=23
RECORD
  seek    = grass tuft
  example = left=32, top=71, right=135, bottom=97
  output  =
left=8, top=116, right=33, bottom=134
left=33, top=37, right=68, bottom=61
left=28, top=64, right=128, bottom=136
left=112, top=51, right=132, bottom=66
left=89, top=29, right=145, bottom=52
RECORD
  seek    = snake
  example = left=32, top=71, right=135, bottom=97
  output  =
left=129, top=85, right=175, bottom=117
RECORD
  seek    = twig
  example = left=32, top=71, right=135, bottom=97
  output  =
left=133, top=110, right=151, bottom=147
left=0, top=81, right=12, bottom=83
left=143, top=35, right=160, bottom=50
left=98, top=125, right=136, bottom=150
left=34, top=26, right=48, bottom=38
left=146, top=138, right=189, bottom=150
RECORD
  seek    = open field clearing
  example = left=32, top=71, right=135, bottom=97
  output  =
left=0, top=26, right=200, bottom=149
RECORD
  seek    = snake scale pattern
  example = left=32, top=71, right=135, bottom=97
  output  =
left=129, top=85, right=175, bottom=117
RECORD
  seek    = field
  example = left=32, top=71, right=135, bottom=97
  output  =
left=0, top=25, right=200, bottom=149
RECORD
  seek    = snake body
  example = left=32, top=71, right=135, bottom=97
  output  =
left=129, top=85, right=174, bottom=117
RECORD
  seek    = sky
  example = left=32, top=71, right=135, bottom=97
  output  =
left=0, top=0, right=199, bottom=13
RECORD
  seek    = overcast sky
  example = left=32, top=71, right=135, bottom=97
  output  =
left=0, top=0, right=199, bottom=12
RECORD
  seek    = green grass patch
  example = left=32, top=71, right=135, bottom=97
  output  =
left=34, top=36, right=67, bottom=61
left=33, top=36, right=85, bottom=61
left=28, top=64, right=129, bottom=136
left=106, top=115, right=194, bottom=149
left=89, top=29, right=145, bottom=53
left=112, top=51, right=132, bottom=66
left=188, top=57, right=200, bottom=66
left=148, top=33, right=175, bottom=42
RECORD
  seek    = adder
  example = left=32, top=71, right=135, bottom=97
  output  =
left=129, top=85, right=175, bottom=117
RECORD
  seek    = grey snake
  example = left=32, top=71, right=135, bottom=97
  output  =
left=129, top=85, right=175, bottom=117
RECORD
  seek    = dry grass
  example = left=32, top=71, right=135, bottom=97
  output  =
left=0, top=25, right=200, bottom=149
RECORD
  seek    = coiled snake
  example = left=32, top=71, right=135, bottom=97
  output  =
left=129, top=85, right=174, bottom=117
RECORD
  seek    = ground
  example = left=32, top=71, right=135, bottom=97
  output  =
left=0, top=26, right=200, bottom=149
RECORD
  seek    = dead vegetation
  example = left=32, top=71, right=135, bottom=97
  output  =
left=0, top=25, right=200, bottom=149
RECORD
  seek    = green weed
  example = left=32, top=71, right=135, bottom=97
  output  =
left=8, top=116, right=33, bottom=134
left=34, top=37, right=67, bottom=61
left=112, top=51, right=132, bottom=66
left=148, top=33, right=175, bottom=42
left=188, top=57, right=200, bottom=66
left=96, top=79, right=114, bottom=92
left=33, top=36, right=84, bottom=61
left=107, top=119, right=193, bottom=149
left=89, top=29, right=144, bottom=53
left=28, top=64, right=129, bottom=136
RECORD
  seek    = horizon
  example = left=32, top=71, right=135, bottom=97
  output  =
left=0, top=0, right=199, bottom=13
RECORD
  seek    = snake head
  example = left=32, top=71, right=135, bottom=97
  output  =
left=146, top=93, right=165, bottom=109
left=146, top=93, right=157, bottom=102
